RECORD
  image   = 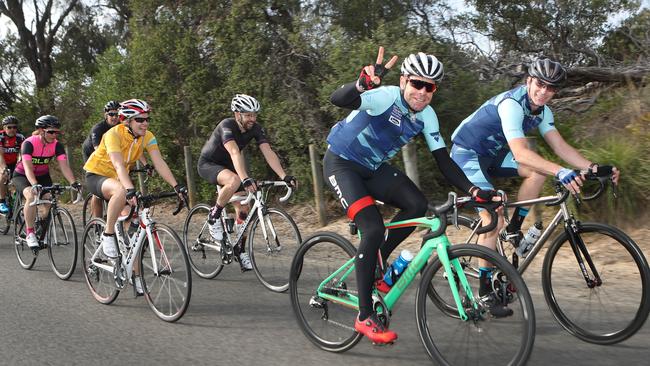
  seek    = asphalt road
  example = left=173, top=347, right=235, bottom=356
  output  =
left=0, top=230, right=648, bottom=366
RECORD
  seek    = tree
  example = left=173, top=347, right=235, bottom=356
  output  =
left=0, top=0, right=80, bottom=112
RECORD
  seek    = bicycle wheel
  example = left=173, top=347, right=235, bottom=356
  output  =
left=13, top=206, right=37, bottom=269
left=140, top=223, right=192, bottom=322
left=47, top=207, right=78, bottom=280
left=289, top=232, right=363, bottom=352
left=183, top=204, right=223, bottom=279
left=81, top=218, right=119, bottom=304
left=416, top=244, right=535, bottom=366
left=542, top=222, right=650, bottom=344
left=248, top=207, right=301, bottom=292
left=82, top=194, right=107, bottom=227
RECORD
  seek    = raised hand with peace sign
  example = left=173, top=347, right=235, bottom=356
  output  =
left=356, top=46, right=399, bottom=92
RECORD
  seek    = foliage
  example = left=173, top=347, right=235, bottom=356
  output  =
left=600, top=9, right=650, bottom=63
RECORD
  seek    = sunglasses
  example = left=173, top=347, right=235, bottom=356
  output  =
left=107, top=112, right=118, bottom=117
left=408, top=79, right=437, bottom=93
left=133, top=117, right=150, bottom=123
left=45, top=130, right=61, bottom=135
left=534, top=78, right=558, bottom=92
left=4, top=125, right=17, bottom=129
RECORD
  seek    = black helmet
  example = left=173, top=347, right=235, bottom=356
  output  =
left=104, top=100, right=121, bottom=112
left=2, top=115, right=18, bottom=126
left=35, top=115, right=61, bottom=129
left=528, top=58, right=566, bottom=86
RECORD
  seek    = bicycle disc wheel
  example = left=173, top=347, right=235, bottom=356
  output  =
left=140, top=223, right=192, bottom=322
left=542, top=222, right=650, bottom=344
left=183, top=204, right=223, bottom=279
left=289, top=232, right=363, bottom=352
left=248, top=207, right=301, bottom=292
left=81, top=218, right=119, bottom=304
left=47, top=207, right=78, bottom=280
left=416, top=244, right=535, bottom=366
left=14, top=206, right=36, bottom=269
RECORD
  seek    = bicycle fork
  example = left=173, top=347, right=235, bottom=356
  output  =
left=437, top=244, right=478, bottom=321
left=564, top=220, right=602, bottom=288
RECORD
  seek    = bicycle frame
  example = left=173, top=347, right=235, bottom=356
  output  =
left=315, top=216, right=478, bottom=321
left=28, top=186, right=81, bottom=246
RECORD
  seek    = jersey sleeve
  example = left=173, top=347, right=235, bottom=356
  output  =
left=55, top=141, right=67, bottom=160
left=144, top=131, right=160, bottom=153
left=359, top=87, right=398, bottom=117
left=254, top=125, right=269, bottom=145
left=498, top=98, right=526, bottom=141
left=537, top=106, right=557, bottom=136
left=90, top=124, right=103, bottom=147
left=421, top=108, right=447, bottom=151
left=21, top=140, right=34, bottom=157
left=104, top=128, right=122, bottom=154
left=219, top=120, right=237, bottom=145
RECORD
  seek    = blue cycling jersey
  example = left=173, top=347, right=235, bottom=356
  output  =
left=451, top=85, right=556, bottom=157
left=327, top=86, right=446, bottom=170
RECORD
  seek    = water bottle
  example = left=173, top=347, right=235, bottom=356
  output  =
left=516, top=222, right=543, bottom=258
left=383, top=249, right=414, bottom=286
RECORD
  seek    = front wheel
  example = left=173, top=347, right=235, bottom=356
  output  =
left=47, top=207, right=78, bottom=280
left=14, top=205, right=36, bottom=270
left=289, top=232, right=363, bottom=353
left=81, top=218, right=119, bottom=304
left=542, top=222, right=650, bottom=344
left=183, top=204, right=223, bottom=279
left=140, top=223, right=192, bottom=322
left=416, top=244, right=535, bottom=366
left=248, top=207, right=301, bottom=292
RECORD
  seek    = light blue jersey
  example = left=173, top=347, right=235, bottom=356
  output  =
left=327, top=86, right=446, bottom=170
left=451, top=85, right=556, bottom=157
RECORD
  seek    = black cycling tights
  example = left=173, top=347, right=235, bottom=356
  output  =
left=354, top=186, right=427, bottom=320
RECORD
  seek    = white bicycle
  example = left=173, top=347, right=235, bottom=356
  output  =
left=81, top=191, right=191, bottom=322
left=183, top=180, right=301, bottom=292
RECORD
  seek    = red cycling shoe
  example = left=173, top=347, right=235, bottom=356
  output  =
left=354, top=313, right=398, bottom=344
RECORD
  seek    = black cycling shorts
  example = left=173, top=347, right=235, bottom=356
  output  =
left=323, top=149, right=421, bottom=220
left=197, top=157, right=235, bottom=185
left=85, top=172, right=110, bottom=200
left=12, top=173, right=53, bottom=197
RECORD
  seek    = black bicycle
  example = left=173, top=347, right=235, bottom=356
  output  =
left=0, top=168, right=21, bottom=235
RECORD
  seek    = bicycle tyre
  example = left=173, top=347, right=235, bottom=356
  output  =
left=248, top=207, right=302, bottom=293
left=13, top=205, right=36, bottom=269
left=183, top=203, right=224, bottom=279
left=82, top=193, right=107, bottom=227
left=81, top=218, right=119, bottom=305
left=289, top=232, right=363, bottom=352
left=140, top=223, right=192, bottom=322
left=416, top=244, right=535, bottom=366
left=47, top=207, right=78, bottom=280
left=542, top=222, right=650, bottom=344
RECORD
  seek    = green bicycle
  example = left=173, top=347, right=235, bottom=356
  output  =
left=289, top=192, right=536, bottom=366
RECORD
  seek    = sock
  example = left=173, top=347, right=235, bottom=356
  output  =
left=506, top=207, right=529, bottom=233
left=479, top=267, right=493, bottom=296
left=0, top=198, right=6, bottom=204
left=26, top=227, right=35, bottom=235
left=208, top=204, right=223, bottom=224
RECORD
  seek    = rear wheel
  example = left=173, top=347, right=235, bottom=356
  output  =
left=416, top=244, right=535, bottom=366
left=47, top=207, right=78, bottom=280
left=289, top=232, right=362, bottom=352
left=183, top=204, right=223, bottom=279
left=140, top=223, right=192, bottom=322
left=81, top=218, right=119, bottom=304
left=248, top=207, right=301, bottom=292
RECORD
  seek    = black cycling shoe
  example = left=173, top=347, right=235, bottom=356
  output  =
left=484, top=293, right=514, bottom=318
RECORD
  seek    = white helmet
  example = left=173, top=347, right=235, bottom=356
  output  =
left=231, top=94, right=260, bottom=113
left=119, top=99, right=151, bottom=120
left=401, top=52, right=444, bottom=82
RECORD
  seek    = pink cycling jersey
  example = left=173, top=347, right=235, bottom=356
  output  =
left=14, top=135, right=67, bottom=177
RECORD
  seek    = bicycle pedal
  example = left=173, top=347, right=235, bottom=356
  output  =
left=371, top=341, right=395, bottom=346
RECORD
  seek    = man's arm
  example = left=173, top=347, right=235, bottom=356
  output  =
left=224, top=140, right=249, bottom=180
left=259, top=143, right=287, bottom=179
left=0, top=150, right=6, bottom=171
left=543, top=130, right=592, bottom=170
left=509, top=137, right=564, bottom=176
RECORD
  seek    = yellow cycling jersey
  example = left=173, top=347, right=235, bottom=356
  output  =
left=83, top=124, right=159, bottom=179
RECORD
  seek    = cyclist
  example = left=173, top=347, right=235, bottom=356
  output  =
left=81, top=100, right=122, bottom=220
left=197, top=93, right=296, bottom=272
left=11, top=115, right=82, bottom=249
left=450, top=58, right=620, bottom=300
left=324, top=47, right=498, bottom=344
left=0, top=115, right=26, bottom=214
left=83, top=99, right=187, bottom=261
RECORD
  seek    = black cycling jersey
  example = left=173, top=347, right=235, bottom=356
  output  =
left=198, top=118, right=269, bottom=165
left=82, top=120, right=113, bottom=161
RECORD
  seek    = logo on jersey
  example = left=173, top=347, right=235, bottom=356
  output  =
left=31, top=157, right=53, bottom=165
left=328, top=175, right=348, bottom=209
left=388, top=106, right=402, bottom=127
left=430, top=132, right=441, bottom=142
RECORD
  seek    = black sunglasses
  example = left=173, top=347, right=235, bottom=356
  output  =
left=534, top=78, right=559, bottom=92
left=45, top=130, right=61, bottom=135
left=4, top=125, right=17, bottom=129
left=408, top=79, right=437, bottom=93
left=106, top=112, right=118, bottom=117
left=133, top=117, right=149, bottom=123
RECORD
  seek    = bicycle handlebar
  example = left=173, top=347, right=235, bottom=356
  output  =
left=424, top=191, right=503, bottom=240
left=29, top=184, right=83, bottom=207
left=256, top=180, right=293, bottom=202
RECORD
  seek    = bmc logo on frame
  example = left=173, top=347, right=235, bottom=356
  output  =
left=328, top=175, right=349, bottom=209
